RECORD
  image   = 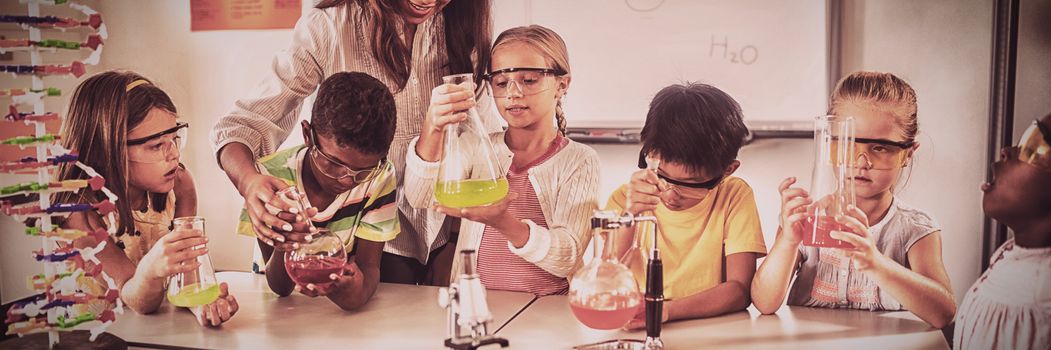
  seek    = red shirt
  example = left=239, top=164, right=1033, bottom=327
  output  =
left=477, top=136, right=570, bottom=296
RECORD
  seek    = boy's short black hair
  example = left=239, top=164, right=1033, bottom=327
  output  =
left=640, top=82, right=748, bottom=177
left=311, top=72, right=396, bottom=156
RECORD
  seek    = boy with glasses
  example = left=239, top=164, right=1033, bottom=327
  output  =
left=605, top=83, right=767, bottom=328
left=236, top=72, right=398, bottom=310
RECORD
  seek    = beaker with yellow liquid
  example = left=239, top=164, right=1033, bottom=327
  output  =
left=434, top=73, right=508, bottom=208
left=166, top=216, right=220, bottom=307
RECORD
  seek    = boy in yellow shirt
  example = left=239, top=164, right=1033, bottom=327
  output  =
left=606, top=82, right=766, bottom=328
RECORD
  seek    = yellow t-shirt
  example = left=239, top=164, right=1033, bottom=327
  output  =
left=605, top=176, right=767, bottom=300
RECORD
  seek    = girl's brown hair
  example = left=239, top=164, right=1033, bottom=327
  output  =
left=491, top=25, right=571, bottom=136
left=829, top=71, right=919, bottom=143
left=54, top=70, right=177, bottom=237
left=316, top=0, right=492, bottom=91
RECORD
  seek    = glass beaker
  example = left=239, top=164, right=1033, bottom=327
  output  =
left=284, top=228, right=346, bottom=289
left=802, top=115, right=857, bottom=249
left=569, top=212, right=642, bottom=330
left=167, top=216, right=220, bottom=307
left=434, top=73, right=508, bottom=209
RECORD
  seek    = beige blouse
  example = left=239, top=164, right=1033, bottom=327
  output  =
left=955, top=239, right=1051, bottom=350
left=107, top=192, right=176, bottom=265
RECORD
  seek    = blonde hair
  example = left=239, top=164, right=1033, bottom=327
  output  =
left=491, top=25, right=571, bottom=136
left=829, top=71, right=919, bottom=142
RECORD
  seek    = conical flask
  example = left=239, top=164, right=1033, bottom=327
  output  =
left=568, top=212, right=642, bottom=330
left=434, top=73, right=508, bottom=208
left=166, top=216, right=220, bottom=307
left=802, top=115, right=858, bottom=249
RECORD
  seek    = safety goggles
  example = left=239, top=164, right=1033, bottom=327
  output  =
left=309, top=129, right=387, bottom=183
left=638, top=152, right=722, bottom=200
left=483, top=67, right=565, bottom=98
left=1014, top=119, right=1051, bottom=170
left=829, top=137, right=915, bottom=170
left=127, top=122, right=188, bottom=163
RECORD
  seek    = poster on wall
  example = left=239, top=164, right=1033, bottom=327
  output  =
left=190, top=0, right=301, bottom=31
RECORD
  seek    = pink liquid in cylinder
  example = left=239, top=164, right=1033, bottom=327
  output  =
left=802, top=215, right=857, bottom=249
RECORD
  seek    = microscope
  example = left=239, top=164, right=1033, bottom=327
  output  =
left=438, top=249, right=509, bottom=350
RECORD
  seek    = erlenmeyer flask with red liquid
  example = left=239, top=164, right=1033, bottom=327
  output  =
left=568, top=211, right=641, bottom=330
left=802, top=115, right=858, bottom=249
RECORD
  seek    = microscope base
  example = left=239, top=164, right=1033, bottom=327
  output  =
left=444, top=336, right=509, bottom=350
left=573, top=338, right=648, bottom=349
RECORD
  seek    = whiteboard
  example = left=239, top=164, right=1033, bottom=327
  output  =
left=492, top=0, right=830, bottom=128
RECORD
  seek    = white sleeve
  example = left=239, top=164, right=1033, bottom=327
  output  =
left=403, top=137, right=441, bottom=209
left=210, top=8, right=334, bottom=162
left=508, top=147, right=600, bottom=278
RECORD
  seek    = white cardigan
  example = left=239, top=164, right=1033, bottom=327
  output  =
left=404, top=132, right=600, bottom=283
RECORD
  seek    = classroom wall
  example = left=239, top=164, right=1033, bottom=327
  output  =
left=3, top=0, right=993, bottom=305
left=1015, top=0, right=1051, bottom=138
